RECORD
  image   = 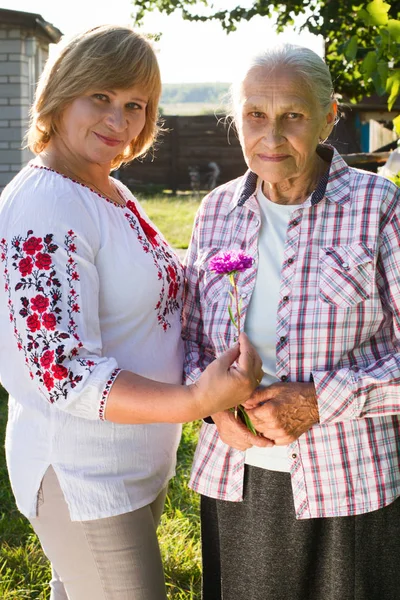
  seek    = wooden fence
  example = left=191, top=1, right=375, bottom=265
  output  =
left=119, top=115, right=246, bottom=192
left=118, top=115, right=390, bottom=192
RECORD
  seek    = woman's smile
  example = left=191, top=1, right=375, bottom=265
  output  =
left=93, top=132, right=123, bottom=147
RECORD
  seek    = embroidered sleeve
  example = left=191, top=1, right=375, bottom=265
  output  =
left=1, top=222, right=121, bottom=421
left=313, top=193, right=400, bottom=423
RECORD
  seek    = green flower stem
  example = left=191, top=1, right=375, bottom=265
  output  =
left=227, top=271, right=254, bottom=432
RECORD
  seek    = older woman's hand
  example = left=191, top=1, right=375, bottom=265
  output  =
left=243, top=382, right=319, bottom=445
left=212, top=410, right=273, bottom=451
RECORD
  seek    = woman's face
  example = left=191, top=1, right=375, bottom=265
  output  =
left=236, top=67, right=335, bottom=185
left=58, top=86, right=149, bottom=165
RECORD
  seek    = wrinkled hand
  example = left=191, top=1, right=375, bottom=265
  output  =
left=243, top=382, right=319, bottom=445
left=212, top=410, right=273, bottom=451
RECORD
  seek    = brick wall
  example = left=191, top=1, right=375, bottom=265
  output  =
left=0, top=24, right=48, bottom=191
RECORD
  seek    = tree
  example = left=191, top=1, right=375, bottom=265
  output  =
left=133, top=0, right=400, bottom=107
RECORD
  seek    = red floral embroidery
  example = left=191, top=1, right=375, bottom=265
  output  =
left=23, top=236, right=43, bottom=255
left=40, top=349, right=54, bottom=369
left=35, top=252, right=52, bottom=270
left=43, top=371, right=54, bottom=391
left=124, top=201, right=183, bottom=331
left=27, top=313, right=41, bottom=332
left=31, top=294, right=50, bottom=313
left=126, top=200, right=159, bottom=247
left=52, top=363, right=69, bottom=380
left=42, top=312, right=57, bottom=330
left=1, top=230, right=96, bottom=406
left=19, top=256, right=33, bottom=276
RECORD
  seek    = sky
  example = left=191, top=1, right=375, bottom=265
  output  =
left=1, top=0, right=323, bottom=83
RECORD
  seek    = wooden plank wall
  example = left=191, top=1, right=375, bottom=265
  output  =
left=119, top=115, right=247, bottom=192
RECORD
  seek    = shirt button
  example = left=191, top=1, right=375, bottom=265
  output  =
left=292, top=453, right=297, bottom=460
left=291, top=220, right=298, bottom=227
left=287, top=258, right=294, bottom=265
left=241, top=292, right=248, bottom=299
left=280, top=336, right=286, bottom=342
left=280, top=375, right=288, bottom=381
left=342, top=262, right=349, bottom=270
left=283, top=295, right=289, bottom=302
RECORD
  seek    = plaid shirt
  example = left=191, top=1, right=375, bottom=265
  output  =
left=182, top=145, right=400, bottom=519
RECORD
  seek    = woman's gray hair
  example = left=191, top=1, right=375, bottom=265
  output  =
left=228, top=44, right=335, bottom=119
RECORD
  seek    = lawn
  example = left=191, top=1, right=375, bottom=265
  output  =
left=138, top=193, right=201, bottom=249
left=0, top=194, right=203, bottom=599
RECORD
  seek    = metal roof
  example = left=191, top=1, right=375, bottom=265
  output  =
left=0, top=8, right=62, bottom=43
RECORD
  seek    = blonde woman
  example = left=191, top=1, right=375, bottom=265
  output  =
left=0, top=25, right=262, bottom=600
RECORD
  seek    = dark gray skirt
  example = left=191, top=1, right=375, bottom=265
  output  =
left=200, top=465, right=400, bottom=600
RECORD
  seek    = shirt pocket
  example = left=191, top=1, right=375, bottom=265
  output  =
left=319, top=243, right=374, bottom=308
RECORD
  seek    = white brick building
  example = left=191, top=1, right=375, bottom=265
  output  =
left=0, top=9, right=61, bottom=191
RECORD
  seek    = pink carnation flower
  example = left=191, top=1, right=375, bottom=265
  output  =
left=209, top=251, right=253, bottom=275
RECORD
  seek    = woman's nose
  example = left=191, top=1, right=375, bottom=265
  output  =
left=105, top=107, right=126, bottom=131
left=262, top=120, right=284, bottom=145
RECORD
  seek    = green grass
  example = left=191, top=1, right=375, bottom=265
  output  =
left=138, top=193, right=201, bottom=249
left=0, top=195, right=202, bottom=598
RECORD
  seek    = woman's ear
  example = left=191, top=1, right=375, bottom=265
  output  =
left=320, top=100, right=337, bottom=141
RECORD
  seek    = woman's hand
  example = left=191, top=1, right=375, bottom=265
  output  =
left=191, top=332, right=264, bottom=418
left=243, top=382, right=319, bottom=445
left=211, top=410, right=273, bottom=451
left=105, top=333, right=262, bottom=425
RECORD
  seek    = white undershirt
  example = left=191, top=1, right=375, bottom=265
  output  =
left=244, top=183, right=296, bottom=472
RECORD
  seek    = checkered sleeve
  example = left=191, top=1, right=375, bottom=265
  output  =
left=182, top=209, right=216, bottom=384
left=313, top=189, right=400, bottom=424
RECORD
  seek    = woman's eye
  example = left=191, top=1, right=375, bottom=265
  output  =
left=286, top=112, right=302, bottom=119
left=250, top=111, right=264, bottom=119
left=93, top=93, right=109, bottom=102
left=126, top=102, right=142, bottom=111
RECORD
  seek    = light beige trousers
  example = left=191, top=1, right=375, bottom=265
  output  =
left=29, top=466, right=168, bottom=600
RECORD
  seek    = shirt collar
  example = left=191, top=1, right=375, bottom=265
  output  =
left=232, top=144, right=351, bottom=210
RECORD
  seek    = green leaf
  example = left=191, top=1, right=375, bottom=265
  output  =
left=357, top=7, right=373, bottom=27
left=345, top=35, right=358, bottom=61
left=228, top=290, right=235, bottom=304
left=388, top=19, right=400, bottom=42
left=228, top=305, right=238, bottom=328
left=366, top=0, right=390, bottom=26
left=393, top=114, right=400, bottom=136
left=377, top=60, right=389, bottom=87
left=361, top=51, right=377, bottom=76
left=373, top=71, right=388, bottom=96
left=386, top=70, right=400, bottom=109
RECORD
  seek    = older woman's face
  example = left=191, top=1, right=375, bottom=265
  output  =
left=58, top=86, right=148, bottom=165
left=236, top=67, right=335, bottom=185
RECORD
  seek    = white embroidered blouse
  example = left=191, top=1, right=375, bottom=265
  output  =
left=0, top=163, right=184, bottom=521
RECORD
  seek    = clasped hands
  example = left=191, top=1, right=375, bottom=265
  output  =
left=212, top=382, right=320, bottom=451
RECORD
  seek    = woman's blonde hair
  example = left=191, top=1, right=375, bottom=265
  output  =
left=27, top=25, right=162, bottom=168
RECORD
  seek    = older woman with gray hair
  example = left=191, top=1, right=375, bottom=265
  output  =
left=183, top=44, right=400, bottom=600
